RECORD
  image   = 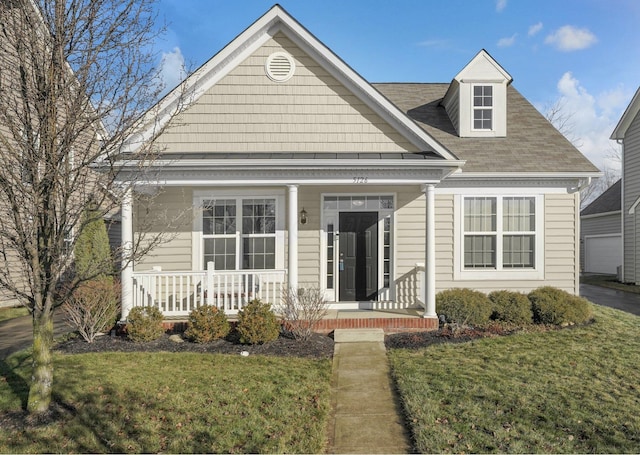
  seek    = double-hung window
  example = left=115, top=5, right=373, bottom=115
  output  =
left=462, top=196, right=538, bottom=275
left=473, top=85, right=493, bottom=130
left=201, top=197, right=279, bottom=271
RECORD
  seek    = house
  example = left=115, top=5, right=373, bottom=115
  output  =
left=115, top=5, right=599, bottom=326
left=611, top=87, right=640, bottom=284
left=580, top=180, right=622, bottom=275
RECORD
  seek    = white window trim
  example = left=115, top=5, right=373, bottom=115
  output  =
left=454, top=194, right=544, bottom=280
left=471, top=84, right=494, bottom=132
left=192, top=189, right=285, bottom=271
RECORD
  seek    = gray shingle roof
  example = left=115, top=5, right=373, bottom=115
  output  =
left=373, top=83, right=600, bottom=173
left=581, top=179, right=621, bottom=216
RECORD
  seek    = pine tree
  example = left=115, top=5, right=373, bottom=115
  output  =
left=74, top=210, right=113, bottom=282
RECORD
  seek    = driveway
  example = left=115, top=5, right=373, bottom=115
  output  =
left=580, top=284, right=640, bottom=316
left=0, top=310, right=71, bottom=359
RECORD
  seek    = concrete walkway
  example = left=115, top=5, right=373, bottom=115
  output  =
left=327, top=329, right=412, bottom=454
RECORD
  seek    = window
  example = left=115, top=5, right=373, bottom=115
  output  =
left=473, top=85, right=493, bottom=130
left=202, top=198, right=277, bottom=270
left=463, top=196, right=536, bottom=270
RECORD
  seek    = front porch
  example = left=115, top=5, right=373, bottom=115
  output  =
left=130, top=265, right=437, bottom=333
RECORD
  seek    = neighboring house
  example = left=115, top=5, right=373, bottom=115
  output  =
left=115, top=5, right=599, bottom=324
left=580, top=180, right=622, bottom=275
left=611, top=87, right=640, bottom=284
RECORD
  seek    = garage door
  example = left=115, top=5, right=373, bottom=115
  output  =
left=585, top=234, right=622, bottom=274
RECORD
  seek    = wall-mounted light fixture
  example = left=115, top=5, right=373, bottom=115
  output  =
left=300, top=208, right=308, bottom=225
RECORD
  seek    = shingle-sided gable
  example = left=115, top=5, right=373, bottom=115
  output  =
left=374, top=83, right=600, bottom=173
left=154, top=33, right=423, bottom=154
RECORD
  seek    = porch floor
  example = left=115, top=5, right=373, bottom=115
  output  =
left=162, top=308, right=438, bottom=334
left=315, top=308, right=437, bottom=333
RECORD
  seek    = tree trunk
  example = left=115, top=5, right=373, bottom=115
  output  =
left=27, top=310, right=54, bottom=414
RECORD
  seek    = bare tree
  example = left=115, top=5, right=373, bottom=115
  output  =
left=543, top=98, right=583, bottom=148
left=0, top=0, right=178, bottom=415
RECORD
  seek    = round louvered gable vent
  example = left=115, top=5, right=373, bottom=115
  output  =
left=265, top=52, right=295, bottom=82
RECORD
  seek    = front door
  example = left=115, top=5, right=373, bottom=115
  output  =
left=339, top=212, right=378, bottom=301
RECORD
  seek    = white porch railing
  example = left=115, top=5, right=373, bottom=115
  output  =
left=132, top=267, right=287, bottom=317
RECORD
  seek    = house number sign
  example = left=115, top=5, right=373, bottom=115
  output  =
left=352, top=176, right=368, bottom=184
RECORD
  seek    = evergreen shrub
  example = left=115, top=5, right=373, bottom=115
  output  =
left=126, top=305, right=165, bottom=342
left=528, top=286, right=593, bottom=325
left=488, top=290, right=533, bottom=325
left=236, top=299, right=280, bottom=345
left=184, top=305, right=230, bottom=343
left=436, top=288, right=492, bottom=327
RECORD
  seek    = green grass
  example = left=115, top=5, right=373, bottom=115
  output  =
left=0, top=351, right=331, bottom=453
left=581, top=274, right=640, bottom=294
left=0, top=306, right=29, bottom=322
left=388, top=304, right=640, bottom=453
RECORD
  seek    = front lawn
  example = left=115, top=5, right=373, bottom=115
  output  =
left=0, top=351, right=331, bottom=453
left=388, top=304, right=640, bottom=453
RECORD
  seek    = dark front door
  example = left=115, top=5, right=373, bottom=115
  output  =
left=339, top=212, right=378, bottom=301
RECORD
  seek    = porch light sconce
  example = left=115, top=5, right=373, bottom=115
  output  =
left=300, top=208, right=308, bottom=225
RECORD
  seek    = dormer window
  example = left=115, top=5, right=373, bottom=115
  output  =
left=473, top=85, right=493, bottom=130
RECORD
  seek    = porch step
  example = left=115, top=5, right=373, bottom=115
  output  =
left=333, top=328, right=384, bottom=343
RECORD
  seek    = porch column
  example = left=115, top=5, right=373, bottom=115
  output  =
left=423, top=184, right=437, bottom=318
left=120, top=186, right=134, bottom=321
left=287, top=185, right=299, bottom=291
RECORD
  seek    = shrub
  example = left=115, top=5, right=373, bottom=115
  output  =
left=184, top=305, right=230, bottom=343
left=528, top=286, right=593, bottom=326
left=126, top=305, right=165, bottom=342
left=436, top=288, right=492, bottom=327
left=62, top=278, right=120, bottom=343
left=277, top=287, right=328, bottom=341
left=488, top=290, right=533, bottom=325
left=236, top=299, right=280, bottom=345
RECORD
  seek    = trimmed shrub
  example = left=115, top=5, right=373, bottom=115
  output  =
left=236, top=299, right=280, bottom=345
left=488, top=290, right=533, bottom=325
left=528, top=286, right=593, bottom=325
left=62, top=278, right=121, bottom=343
left=184, top=305, right=230, bottom=343
left=126, top=306, right=165, bottom=342
left=436, top=288, right=493, bottom=327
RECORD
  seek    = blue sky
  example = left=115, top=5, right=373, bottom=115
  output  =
left=153, top=0, right=640, bottom=176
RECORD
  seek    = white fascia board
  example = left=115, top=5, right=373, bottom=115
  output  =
left=448, top=171, right=602, bottom=180
left=115, top=158, right=465, bottom=171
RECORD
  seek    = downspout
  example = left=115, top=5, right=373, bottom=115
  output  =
left=617, top=138, right=626, bottom=283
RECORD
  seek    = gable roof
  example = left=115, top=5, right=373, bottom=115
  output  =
left=611, top=87, right=640, bottom=140
left=581, top=179, right=622, bottom=216
left=374, top=83, right=600, bottom=174
left=126, top=4, right=457, bottom=161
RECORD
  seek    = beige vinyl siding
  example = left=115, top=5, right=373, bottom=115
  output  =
left=623, top=113, right=640, bottom=283
left=154, top=32, right=418, bottom=154
left=134, top=188, right=193, bottom=271
left=297, top=187, right=322, bottom=287
left=434, top=192, right=579, bottom=294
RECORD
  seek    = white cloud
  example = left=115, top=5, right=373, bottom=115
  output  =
left=497, top=34, right=517, bottom=47
left=158, top=47, right=187, bottom=91
left=545, top=72, right=629, bottom=174
left=496, top=0, right=507, bottom=12
left=544, top=25, right=597, bottom=51
left=417, top=39, right=451, bottom=50
left=528, top=22, right=543, bottom=37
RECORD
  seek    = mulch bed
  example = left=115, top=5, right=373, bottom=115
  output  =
left=54, top=329, right=337, bottom=359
